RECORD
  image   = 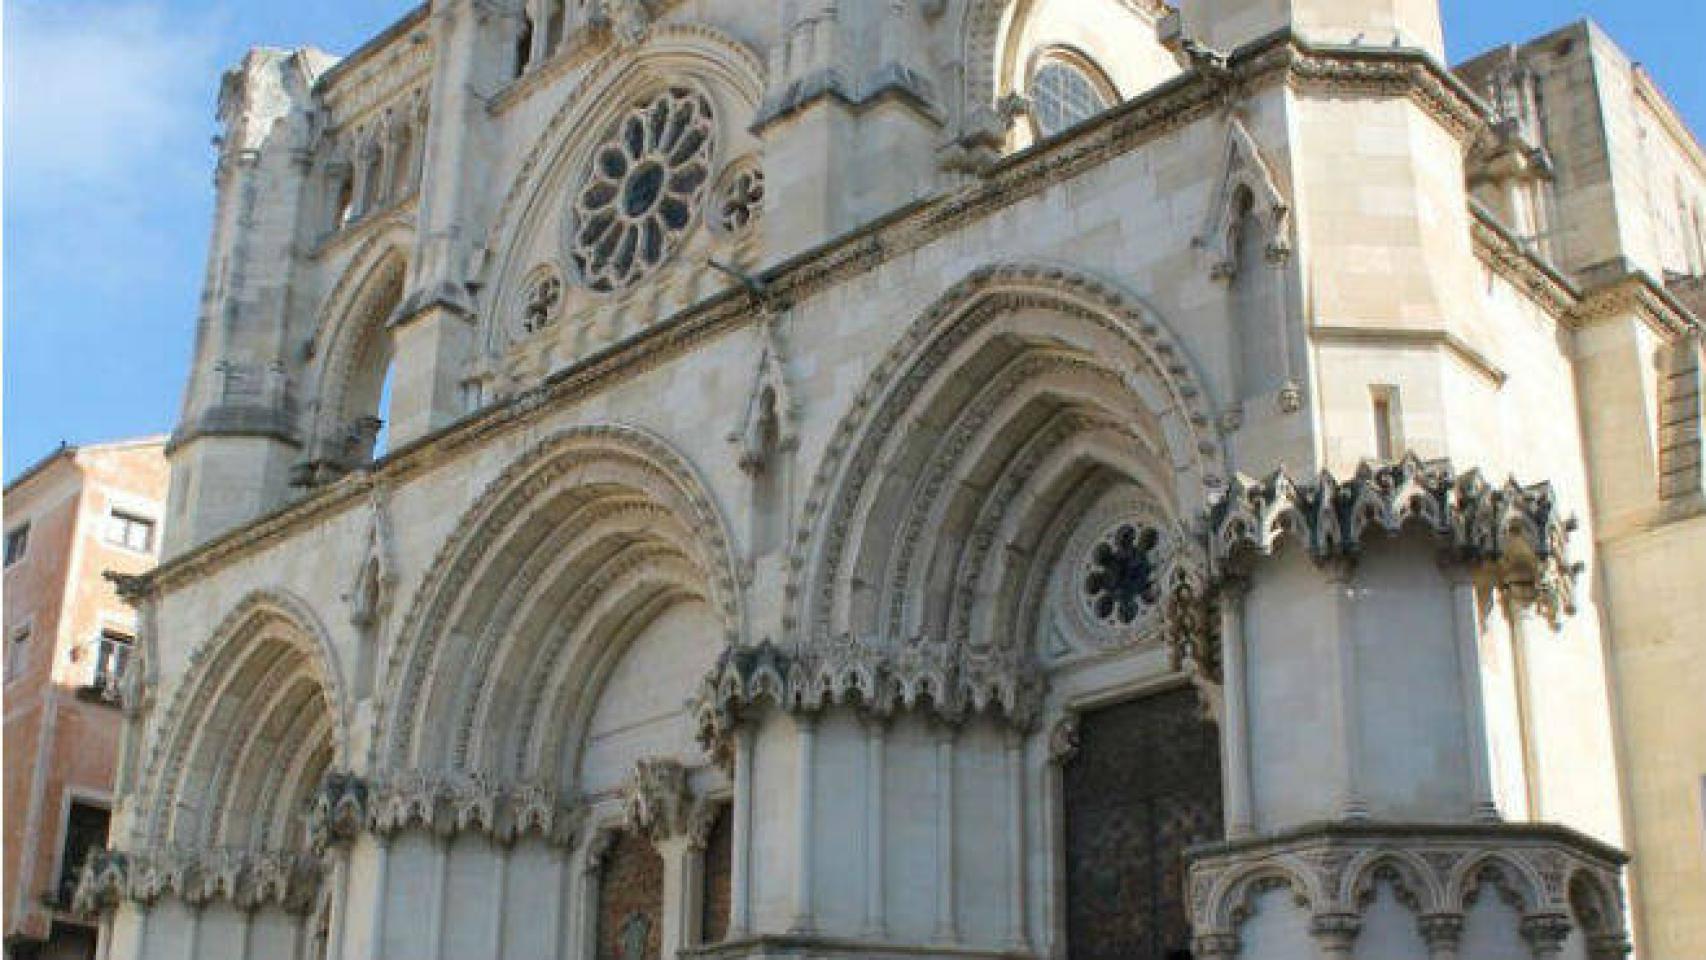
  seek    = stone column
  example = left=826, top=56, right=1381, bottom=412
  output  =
left=789, top=714, right=818, bottom=933
left=1504, top=582, right=1547, bottom=820
left=657, top=834, right=697, bottom=960
left=1218, top=576, right=1256, bottom=837
left=184, top=903, right=204, bottom=960
left=1444, top=566, right=1501, bottom=822
left=488, top=842, right=511, bottom=959
left=862, top=717, right=888, bottom=938
left=327, top=847, right=352, bottom=960
left=580, top=830, right=615, bottom=960
left=729, top=726, right=755, bottom=936
left=549, top=846, right=571, bottom=958
left=428, top=836, right=449, bottom=960
left=1326, top=561, right=1368, bottom=820
left=1044, top=718, right=1078, bottom=960
left=1003, top=728, right=1029, bottom=950
left=933, top=724, right=959, bottom=945
left=367, top=837, right=391, bottom=960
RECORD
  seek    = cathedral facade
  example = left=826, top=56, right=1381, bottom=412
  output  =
left=75, top=2, right=1705, bottom=960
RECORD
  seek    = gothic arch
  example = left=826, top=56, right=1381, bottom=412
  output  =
left=1340, top=848, right=1446, bottom=915
left=480, top=22, right=765, bottom=350
left=138, top=589, right=348, bottom=851
left=789, top=263, right=1225, bottom=661
left=1445, top=851, right=1546, bottom=914
left=375, top=424, right=744, bottom=787
left=1201, top=859, right=1321, bottom=934
left=305, top=232, right=412, bottom=459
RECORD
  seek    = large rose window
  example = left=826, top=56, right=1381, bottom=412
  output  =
left=570, top=86, right=715, bottom=293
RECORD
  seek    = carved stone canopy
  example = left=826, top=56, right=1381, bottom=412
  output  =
left=1208, top=454, right=1582, bottom=625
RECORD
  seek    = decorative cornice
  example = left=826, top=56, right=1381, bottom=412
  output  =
left=1471, top=204, right=1704, bottom=338
left=1208, top=454, right=1583, bottom=626
left=1282, top=39, right=1490, bottom=147
left=147, top=38, right=1515, bottom=598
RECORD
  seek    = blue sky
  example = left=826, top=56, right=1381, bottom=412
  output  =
left=4, top=1, right=1703, bottom=481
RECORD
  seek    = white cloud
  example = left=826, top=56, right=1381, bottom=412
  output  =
left=4, top=1, right=223, bottom=194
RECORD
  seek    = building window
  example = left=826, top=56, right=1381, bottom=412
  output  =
left=57, top=801, right=111, bottom=908
left=92, top=630, right=133, bottom=696
left=105, top=509, right=156, bottom=553
left=5, top=625, right=29, bottom=683
left=1371, top=385, right=1404, bottom=461
left=4, top=523, right=29, bottom=567
left=1029, top=54, right=1114, bottom=138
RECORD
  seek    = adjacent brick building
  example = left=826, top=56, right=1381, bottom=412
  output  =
left=4, top=439, right=168, bottom=959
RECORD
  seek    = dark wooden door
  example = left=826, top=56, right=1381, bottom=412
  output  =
left=1064, top=688, right=1224, bottom=960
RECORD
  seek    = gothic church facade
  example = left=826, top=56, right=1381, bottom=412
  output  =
left=76, top=2, right=1706, bottom=960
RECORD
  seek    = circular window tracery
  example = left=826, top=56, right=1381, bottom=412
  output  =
left=1080, top=521, right=1163, bottom=627
left=570, top=86, right=716, bottom=293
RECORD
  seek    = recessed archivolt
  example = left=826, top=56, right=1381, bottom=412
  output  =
left=789, top=262, right=1224, bottom=652
left=139, top=589, right=346, bottom=852
left=306, top=235, right=410, bottom=441
left=375, top=424, right=743, bottom=785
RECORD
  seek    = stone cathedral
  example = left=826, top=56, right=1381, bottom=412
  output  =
left=71, top=2, right=1706, bottom=960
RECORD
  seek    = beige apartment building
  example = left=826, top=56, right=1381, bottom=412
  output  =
left=5, top=439, right=169, bottom=959
left=63, top=2, right=1706, bottom=960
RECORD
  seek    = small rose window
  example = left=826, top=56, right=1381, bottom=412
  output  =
left=570, top=86, right=716, bottom=293
left=1081, top=522, right=1161, bottom=625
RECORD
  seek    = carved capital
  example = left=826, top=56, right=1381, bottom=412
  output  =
left=1418, top=913, right=1463, bottom=956
left=623, top=758, right=694, bottom=842
left=1520, top=913, right=1573, bottom=958
left=1310, top=912, right=1362, bottom=953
